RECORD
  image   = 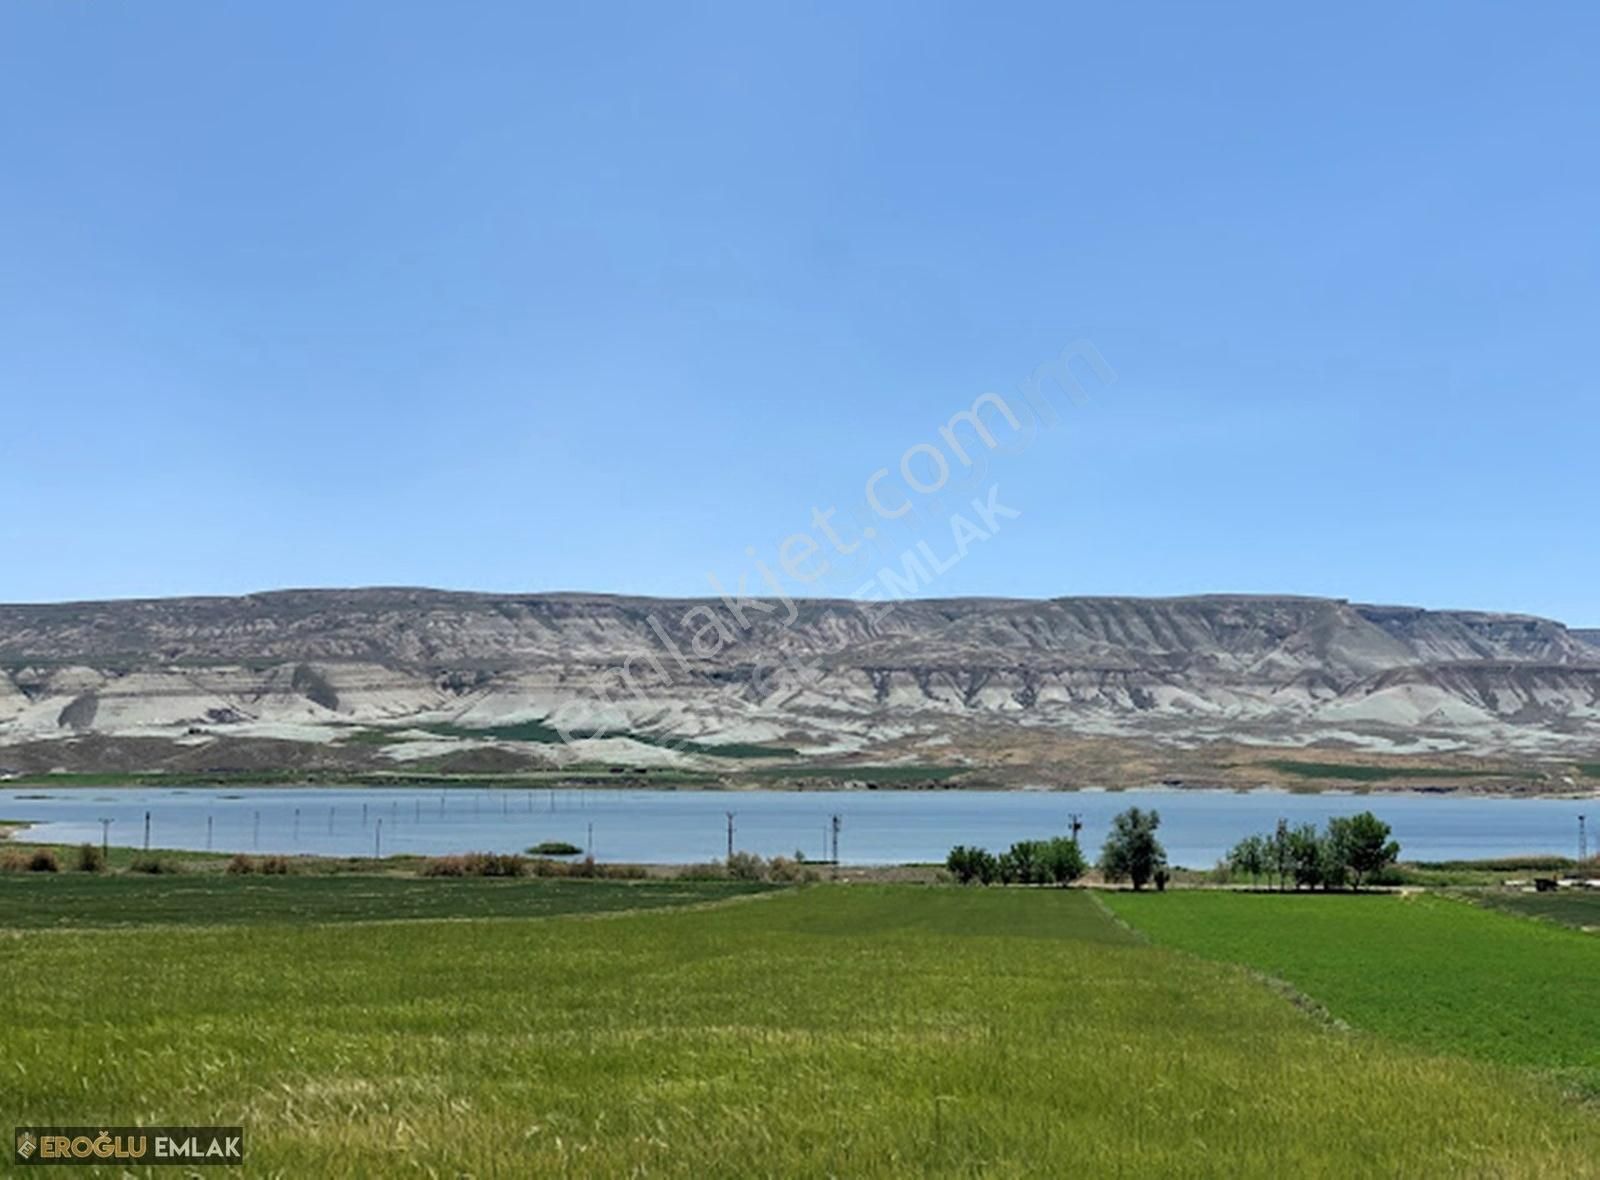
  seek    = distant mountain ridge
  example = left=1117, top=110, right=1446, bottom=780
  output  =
left=1, top=589, right=1597, bottom=764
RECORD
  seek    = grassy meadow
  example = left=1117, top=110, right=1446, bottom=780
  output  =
left=1473, top=888, right=1600, bottom=933
left=3, top=883, right=1600, bottom=1176
left=1106, top=891, right=1600, bottom=1094
left=0, top=874, right=771, bottom=929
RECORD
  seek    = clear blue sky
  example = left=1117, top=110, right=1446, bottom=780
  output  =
left=2, top=3, right=1595, bottom=622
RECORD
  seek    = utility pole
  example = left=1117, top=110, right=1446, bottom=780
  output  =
left=99, top=818, right=112, bottom=863
left=206, top=815, right=213, bottom=851
left=587, top=821, right=594, bottom=859
left=143, top=810, right=151, bottom=852
left=726, top=811, right=736, bottom=861
left=1580, top=814, right=1588, bottom=866
left=374, top=819, right=382, bottom=859
left=830, top=814, right=841, bottom=865
left=1068, top=813, right=1084, bottom=845
left=253, top=810, right=261, bottom=850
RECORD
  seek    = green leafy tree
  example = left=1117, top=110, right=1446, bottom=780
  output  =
left=1287, top=823, right=1324, bottom=890
left=1327, top=811, right=1400, bottom=890
left=1317, top=836, right=1350, bottom=891
left=1040, top=836, right=1087, bottom=886
left=946, top=845, right=998, bottom=885
left=1099, top=807, right=1167, bottom=891
left=1268, top=818, right=1295, bottom=891
left=998, top=841, right=1044, bottom=885
left=1227, top=834, right=1267, bottom=887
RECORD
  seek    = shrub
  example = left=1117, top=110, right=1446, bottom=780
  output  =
left=0, top=850, right=26, bottom=873
left=528, top=841, right=583, bottom=856
left=421, top=852, right=527, bottom=878
left=260, top=855, right=292, bottom=875
left=26, top=844, right=59, bottom=876
left=675, top=862, right=732, bottom=882
left=766, top=856, right=819, bottom=883
left=129, top=856, right=178, bottom=874
left=726, top=851, right=767, bottom=881
left=225, top=854, right=256, bottom=875
left=28, top=848, right=60, bottom=873
left=470, top=852, right=527, bottom=877
left=524, top=857, right=649, bottom=880
left=76, top=843, right=106, bottom=873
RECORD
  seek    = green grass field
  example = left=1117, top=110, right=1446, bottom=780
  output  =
left=1474, top=889, right=1600, bottom=932
left=748, top=763, right=967, bottom=783
left=1258, top=759, right=1508, bottom=782
left=1106, top=891, right=1600, bottom=1094
left=0, top=874, right=770, bottom=929
left=3, top=885, right=1599, bottom=1176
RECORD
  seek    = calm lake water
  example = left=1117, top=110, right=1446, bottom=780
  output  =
left=1, top=786, right=1594, bottom=866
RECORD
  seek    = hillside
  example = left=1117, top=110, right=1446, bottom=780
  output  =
left=1, top=590, right=1597, bottom=780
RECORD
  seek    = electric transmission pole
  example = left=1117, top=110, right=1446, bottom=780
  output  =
left=726, top=811, right=736, bottom=861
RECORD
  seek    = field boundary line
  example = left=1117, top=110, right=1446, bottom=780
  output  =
left=1085, top=888, right=1148, bottom=943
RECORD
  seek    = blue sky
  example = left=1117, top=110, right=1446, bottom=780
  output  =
left=2, top=2, right=1596, bottom=622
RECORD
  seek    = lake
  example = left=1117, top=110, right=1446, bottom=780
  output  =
left=1, top=785, right=1594, bottom=866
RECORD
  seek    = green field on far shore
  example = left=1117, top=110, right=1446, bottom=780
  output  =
left=1258, top=759, right=1511, bottom=782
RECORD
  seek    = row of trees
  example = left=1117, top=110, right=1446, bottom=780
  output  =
left=1226, top=812, right=1399, bottom=891
left=946, top=807, right=1402, bottom=893
left=947, top=837, right=1087, bottom=886
left=946, top=807, right=1170, bottom=890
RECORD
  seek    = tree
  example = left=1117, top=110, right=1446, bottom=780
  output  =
left=997, top=841, right=1041, bottom=885
left=1040, top=836, right=1087, bottom=887
left=1099, top=807, right=1167, bottom=890
left=1286, top=823, right=1324, bottom=890
left=1268, top=818, right=1292, bottom=892
left=946, top=845, right=998, bottom=885
left=1317, top=836, right=1349, bottom=891
left=1227, top=834, right=1267, bottom=888
left=1327, top=811, right=1400, bottom=890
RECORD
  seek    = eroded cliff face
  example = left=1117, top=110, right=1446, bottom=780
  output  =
left=1, top=589, right=1597, bottom=764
